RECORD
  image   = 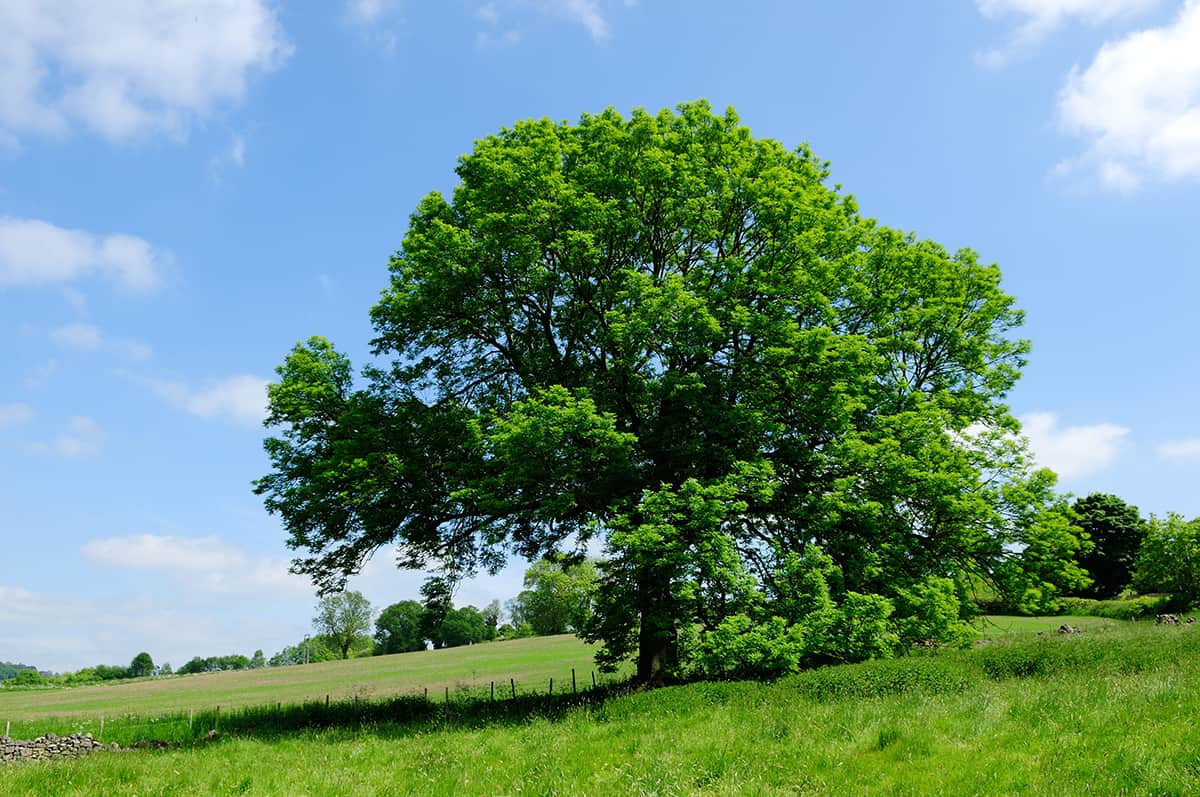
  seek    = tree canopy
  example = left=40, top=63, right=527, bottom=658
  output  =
left=257, top=101, right=1084, bottom=681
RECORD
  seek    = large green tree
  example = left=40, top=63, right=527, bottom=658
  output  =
left=257, top=102, right=1080, bottom=682
left=1070, top=492, right=1147, bottom=598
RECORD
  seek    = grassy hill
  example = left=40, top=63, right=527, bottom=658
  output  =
left=0, top=634, right=612, bottom=725
left=4, top=620, right=1198, bottom=795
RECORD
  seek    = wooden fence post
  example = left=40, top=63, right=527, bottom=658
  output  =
left=5, top=720, right=10, bottom=737
left=326, top=694, right=330, bottom=708
left=510, top=678, right=515, bottom=699
left=549, top=677, right=553, bottom=695
left=215, top=706, right=220, bottom=732
left=491, top=681, right=495, bottom=700
left=99, top=716, right=104, bottom=739
left=592, top=671, right=597, bottom=689
left=444, top=686, right=449, bottom=705
left=572, top=669, right=577, bottom=694
left=188, top=709, right=193, bottom=731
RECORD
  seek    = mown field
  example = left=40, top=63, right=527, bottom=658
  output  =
left=0, top=634, right=610, bottom=731
left=3, top=619, right=1199, bottom=795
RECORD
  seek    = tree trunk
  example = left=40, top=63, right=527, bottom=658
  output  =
left=635, top=571, right=672, bottom=683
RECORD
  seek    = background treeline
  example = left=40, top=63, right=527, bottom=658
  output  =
left=7, top=493, right=1192, bottom=686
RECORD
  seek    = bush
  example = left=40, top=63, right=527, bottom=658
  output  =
left=1058, top=595, right=1170, bottom=620
left=680, top=615, right=806, bottom=680
left=894, top=577, right=978, bottom=648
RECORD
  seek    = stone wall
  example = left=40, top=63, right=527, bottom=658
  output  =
left=1, top=732, right=117, bottom=763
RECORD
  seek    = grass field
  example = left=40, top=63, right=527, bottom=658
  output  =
left=4, top=620, right=1199, bottom=795
left=0, top=635, right=615, bottom=733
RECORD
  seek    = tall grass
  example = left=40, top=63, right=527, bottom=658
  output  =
left=3, top=623, right=1199, bottom=795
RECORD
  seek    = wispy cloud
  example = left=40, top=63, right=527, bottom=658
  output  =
left=208, top=133, right=247, bottom=183
left=0, top=402, right=33, bottom=429
left=50, top=322, right=152, bottom=360
left=975, top=0, right=1158, bottom=65
left=1019, top=411, right=1130, bottom=479
left=31, top=415, right=104, bottom=458
left=81, top=534, right=310, bottom=596
left=150, top=374, right=270, bottom=426
left=0, top=0, right=292, bottom=144
left=1155, top=437, right=1200, bottom=462
left=0, top=216, right=164, bottom=292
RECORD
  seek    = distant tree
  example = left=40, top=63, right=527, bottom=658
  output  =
left=1071, top=493, right=1148, bottom=598
left=314, top=590, right=373, bottom=659
left=419, top=577, right=453, bottom=647
left=510, top=558, right=598, bottom=636
left=269, top=636, right=339, bottom=667
left=481, top=599, right=501, bottom=641
left=8, top=669, right=45, bottom=687
left=440, top=605, right=488, bottom=648
left=92, top=664, right=130, bottom=681
left=0, top=662, right=38, bottom=682
left=157, top=662, right=173, bottom=676
left=374, top=600, right=426, bottom=655
left=128, top=652, right=155, bottom=678
left=250, top=650, right=266, bottom=669
left=1134, top=514, right=1200, bottom=609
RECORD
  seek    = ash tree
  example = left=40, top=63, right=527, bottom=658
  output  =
left=256, top=102, right=1085, bottom=682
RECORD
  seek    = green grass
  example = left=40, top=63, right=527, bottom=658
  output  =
left=0, top=635, right=604, bottom=718
left=975, top=613, right=1123, bottom=635
left=5, top=622, right=1200, bottom=795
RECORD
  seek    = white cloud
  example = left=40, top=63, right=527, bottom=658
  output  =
left=0, top=402, right=33, bottom=429
left=0, top=0, right=292, bottom=143
left=0, top=217, right=163, bottom=291
left=1155, top=437, right=1200, bottom=461
left=152, top=374, right=270, bottom=426
left=1019, top=411, right=1130, bottom=479
left=1056, top=0, right=1200, bottom=188
left=976, top=0, right=1158, bottom=64
left=50, top=322, right=153, bottom=360
left=81, top=533, right=309, bottom=596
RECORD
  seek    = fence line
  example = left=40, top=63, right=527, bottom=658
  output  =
left=3, top=670, right=618, bottom=745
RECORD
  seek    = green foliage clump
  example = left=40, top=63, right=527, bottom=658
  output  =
left=1058, top=595, right=1170, bottom=620
left=1134, top=514, right=1200, bottom=610
left=893, top=577, right=978, bottom=648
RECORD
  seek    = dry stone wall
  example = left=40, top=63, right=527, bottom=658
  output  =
left=1, top=732, right=116, bottom=763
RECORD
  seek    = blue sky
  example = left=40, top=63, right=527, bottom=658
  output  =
left=3, top=0, right=1200, bottom=672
